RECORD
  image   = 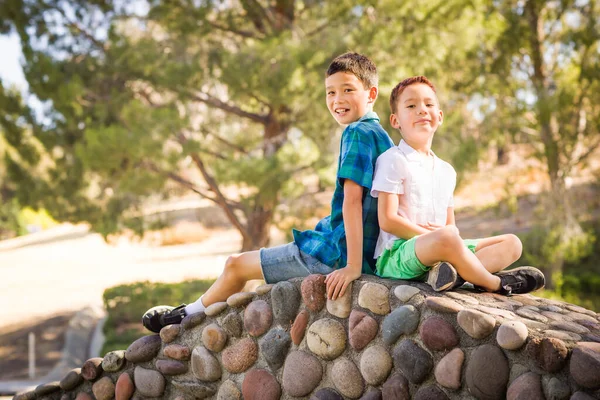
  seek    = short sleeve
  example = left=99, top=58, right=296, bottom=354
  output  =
left=446, top=164, right=457, bottom=207
left=338, top=126, right=374, bottom=189
left=371, top=149, right=406, bottom=198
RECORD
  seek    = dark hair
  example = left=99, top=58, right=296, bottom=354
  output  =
left=389, top=76, right=437, bottom=113
left=326, top=52, right=378, bottom=89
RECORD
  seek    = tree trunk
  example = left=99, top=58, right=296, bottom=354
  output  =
left=240, top=209, right=273, bottom=251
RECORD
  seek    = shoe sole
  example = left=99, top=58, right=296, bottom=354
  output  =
left=427, top=262, right=458, bottom=292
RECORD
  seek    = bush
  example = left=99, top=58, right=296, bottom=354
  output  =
left=101, top=279, right=215, bottom=354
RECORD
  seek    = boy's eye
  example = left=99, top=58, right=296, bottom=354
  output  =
left=327, top=91, right=335, bottom=95
left=427, top=103, right=435, bottom=107
left=406, top=105, right=415, bottom=108
left=344, top=88, right=354, bottom=92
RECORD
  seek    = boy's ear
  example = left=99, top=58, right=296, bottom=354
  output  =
left=438, top=109, right=444, bottom=125
left=368, top=86, right=378, bottom=104
left=390, top=113, right=401, bottom=129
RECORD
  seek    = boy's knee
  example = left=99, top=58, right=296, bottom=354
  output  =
left=507, top=234, right=523, bottom=261
left=435, top=225, right=462, bottom=253
left=224, top=254, right=242, bottom=275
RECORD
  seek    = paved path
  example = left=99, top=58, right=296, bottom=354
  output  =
left=0, top=226, right=241, bottom=329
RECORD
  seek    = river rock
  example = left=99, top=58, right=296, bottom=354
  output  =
left=497, top=320, right=528, bottom=350
left=358, top=282, right=390, bottom=315
left=222, top=312, right=243, bottom=337
left=242, top=369, right=281, bottom=400
left=81, top=358, right=103, bottom=381
left=202, top=323, right=228, bottom=352
left=181, top=310, right=206, bottom=330
left=244, top=300, right=273, bottom=337
left=125, top=335, right=161, bottom=363
left=164, top=344, right=191, bottom=360
left=381, top=373, right=410, bottom=400
left=159, top=324, right=181, bottom=343
left=102, top=350, right=126, bottom=372
left=507, top=372, right=544, bottom=400
left=382, top=305, right=420, bottom=345
left=426, top=297, right=464, bottom=313
left=327, top=282, right=353, bottom=318
left=156, top=359, right=187, bottom=375
left=272, top=281, right=301, bottom=324
left=419, top=316, right=459, bottom=351
left=291, top=310, right=309, bottom=345
left=260, top=328, right=291, bottom=371
left=222, top=338, right=258, bottom=373
left=457, top=309, right=496, bottom=339
left=394, top=285, right=420, bottom=302
left=360, top=345, right=392, bottom=386
left=92, top=377, right=115, bottom=400
left=332, top=358, right=364, bottom=399
left=570, top=342, right=600, bottom=389
left=301, top=274, right=327, bottom=312
left=217, top=380, right=241, bottom=400
left=133, top=366, right=165, bottom=398
left=115, top=372, right=134, bottom=400
left=393, top=339, right=433, bottom=384
left=307, top=318, right=346, bottom=360
left=434, top=348, right=464, bottom=390
left=191, top=346, right=221, bottom=382
left=465, top=344, right=509, bottom=400
left=227, top=292, right=255, bottom=308
left=282, top=351, right=323, bottom=397
left=526, top=337, right=568, bottom=372
left=349, top=310, right=378, bottom=350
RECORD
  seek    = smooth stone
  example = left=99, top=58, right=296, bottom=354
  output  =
left=360, top=345, right=392, bottom=386
left=445, top=291, right=479, bottom=305
left=570, top=392, right=596, bottom=400
left=381, top=373, right=410, bottom=400
left=291, top=309, right=309, bottom=345
left=358, top=282, right=390, bottom=315
left=222, top=338, right=258, bottom=373
left=164, top=343, right=191, bottom=360
left=102, top=350, right=126, bottom=372
left=205, top=301, right=228, bottom=316
left=156, top=359, right=187, bottom=375
left=360, top=388, right=383, bottom=400
left=60, top=368, right=83, bottom=390
left=311, top=388, right=344, bottom=400
left=327, top=281, right=353, bottom=318
left=394, top=285, right=420, bottom=302
left=566, top=304, right=597, bottom=316
left=545, top=330, right=582, bottom=341
left=583, top=333, right=600, bottom=343
left=507, top=372, right=544, bottom=400
left=425, top=297, right=464, bottom=313
left=272, top=281, right=301, bottom=324
left=13, top=391, right=37, bottom=400
left=508, top=363, right=528, bottom=386
left=541, top=311, right=572, bottom=322
left=227, top=291, right=255, bottom=307
left=202, top=323, right=228, bottom=352
left=419, top=316, right=459, bottom=351
left=125, top=335, right=161, bottom=363
left=349, top=310, right=378, bottom=351
left=217, top=380, right=241, bottom=400
left=282, top=351, right=323, bottom=397
left=81, top=357, right=103, bottom=380
left=434, top=348, right=464, bottom=390
left=476, top=305, right=517, bottom=319
left=550, top=321, right=590, bottom=334
left=255, top=284, right=274, bottom=295
left=115, top=373, right=134, bottom=400
left=541, top=305, right=563, bottom=312
left=466, top=344, right=509, bottom=400
left=260, top=328, right=291, bottom=371
left=570, top=342, right=600, bottom=389
left=414, top=385, right=450, bottom=400
left=222, top=312, right=243, bottom=337
left=34, top=382, right=60, bottom=396
left=526, top=337, right=569, bottom=372
left=301, top=274, right=327, bottom=312
left=159, top=324, right=181, bottom=343
left=332, top=358, right=364, bottom=399
left=92, top=376, right=115, bottom=400
left=181, top=311, right=206, bottom=330
left=242, top=369, right=281, bottom=400
left=171, top=380, right=216, bottom=399
left=191, top=346, right=222, bottom=381
left=542, top=376, right=570, bottom=400
left=497, top=320, right=528, bottom=350
left=75, top=394, right=93, bottom=400
left=382, top=305, right=420, bottom=345
left=569, top=312, right=599, bottom=322
left=457, top=309, right=496, bottom=339
left=512, top=294, right=540, bottom=306
left=244, top=299, right=273, bottom=337
left=393, top=339, right=433, bottom=384
left=133, top=366, right=165, bottom=398
left=307, top=318, right=346, bottom=360
left=576, top=319, right=600, bottom=331
left=516, top=308, right=549, bottom=323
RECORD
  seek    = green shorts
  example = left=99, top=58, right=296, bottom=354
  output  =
left=376, top=237, right=479, bottom=280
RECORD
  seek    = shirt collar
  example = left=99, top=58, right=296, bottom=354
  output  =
left=357, top=111, right=380, bottom=122
left=398, top=139, right=436, bottom=162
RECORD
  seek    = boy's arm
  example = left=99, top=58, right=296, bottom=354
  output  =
left=324, top=179, right=363, bottom=300
left=446, top=207, right=456, bottom=226
left=378, top=192, right=430, bottom=238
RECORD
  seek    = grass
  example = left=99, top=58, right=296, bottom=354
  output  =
left=101, top=279, right=215, bottom=355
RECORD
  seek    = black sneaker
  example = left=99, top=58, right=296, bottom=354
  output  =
left=142, top=304, right=187, bottom=333
left=495, top=267, right=545, bottom=296
left=451, top=275, right=466, bottom=290
left=426, top=262, right=458, bottom=291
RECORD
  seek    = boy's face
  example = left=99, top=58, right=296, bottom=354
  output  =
left=390, top=83, right=443, bottom=147
left=325, top=72, right=377, bottom=126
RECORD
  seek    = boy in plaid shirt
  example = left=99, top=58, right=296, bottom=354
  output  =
left=143, top=52, right=394, bottom=332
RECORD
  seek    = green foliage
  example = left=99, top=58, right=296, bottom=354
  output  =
left=101, top=279, right=215, bottom=354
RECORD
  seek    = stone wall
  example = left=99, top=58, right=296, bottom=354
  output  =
left=14, top=275, right=600, bottom=400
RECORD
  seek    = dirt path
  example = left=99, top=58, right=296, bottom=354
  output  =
left=0, top=228, right=241, bottom=329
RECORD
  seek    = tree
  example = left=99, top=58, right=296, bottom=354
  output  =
left=474, top=0, right=600, bottom=286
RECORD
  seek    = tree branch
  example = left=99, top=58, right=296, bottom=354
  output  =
left=206, top=20, right=259, bottom=39
left=189, top=92, right=269, bottom=124
left=54, top=7, right=108, bottom=52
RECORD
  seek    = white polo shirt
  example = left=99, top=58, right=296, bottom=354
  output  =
left=371, top=139, right=457, bottom=258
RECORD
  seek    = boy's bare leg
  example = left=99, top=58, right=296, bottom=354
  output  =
left=474, top=234, right=523, bottom=273
left=201, top=251, right=264, bottom=306
left=415, top=226, right=501, bottom=291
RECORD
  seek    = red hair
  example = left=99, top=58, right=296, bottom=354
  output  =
left=389, top=76, right=437, bottom=113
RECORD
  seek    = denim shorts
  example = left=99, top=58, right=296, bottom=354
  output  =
left=260, top=242, right=336, bottom=284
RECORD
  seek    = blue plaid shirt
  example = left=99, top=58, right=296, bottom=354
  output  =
left=293, top=112, right=394, bottom=274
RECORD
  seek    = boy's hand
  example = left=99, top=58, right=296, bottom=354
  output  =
left=418, top=222, right=444, bottom=231
left=324, top=265, right=361, bottom=300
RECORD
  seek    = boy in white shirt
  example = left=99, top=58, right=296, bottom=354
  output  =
left=372, top=76, right=545, bottom=295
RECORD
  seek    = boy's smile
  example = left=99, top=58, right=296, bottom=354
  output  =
left=390, top=83, right=443, bottom=153
left=325, top=72, right=377, bottom=126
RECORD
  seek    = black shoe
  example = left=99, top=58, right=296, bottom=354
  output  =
left=495, top=266, right=545, bottom=296
left=142, top=304, right=187, bottom=333
left=451, top=275, right=466, bottom=290
left=426, top=262, right=458, bottom=291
